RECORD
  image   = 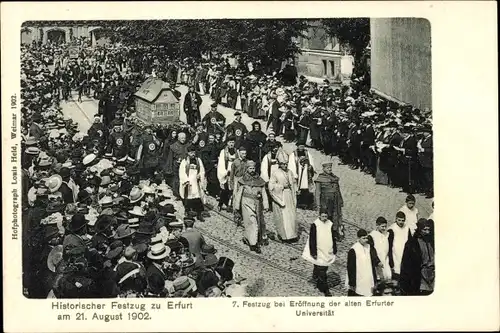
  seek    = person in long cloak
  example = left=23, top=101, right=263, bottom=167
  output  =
left=268, top=155, right=298, bottom=243
left=233, top=161, right=269, bottom=254
left=314, top=162, right=344, bottom=241
left=164, top=132, right=190, bottom=198
left=198, top=135, right=220, bottom=199
left=244, top=122, right=267, bottom=166
left=399, top=218, right=434, bottom=296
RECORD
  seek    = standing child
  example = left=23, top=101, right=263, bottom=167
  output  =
left=398, top=194, right=419, bottom=235
left=302, top=211, right=337, bottom=296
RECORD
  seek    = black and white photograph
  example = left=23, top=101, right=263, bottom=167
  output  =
left=18, top=17, right=435, bottom=299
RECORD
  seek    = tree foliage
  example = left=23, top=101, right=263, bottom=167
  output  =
left=320, top=18, right=370, bottom=62
left=97, top=19, right=309, bottom=63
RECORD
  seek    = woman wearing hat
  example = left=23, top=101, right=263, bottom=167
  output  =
left=233, top=161, right=269, bottom=253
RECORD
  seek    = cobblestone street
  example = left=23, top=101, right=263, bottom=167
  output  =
left=61, top=86, right=432, bottom=297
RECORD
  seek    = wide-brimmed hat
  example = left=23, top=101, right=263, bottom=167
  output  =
left=129, top=187, right=144, bottom=204
left=114, top=224, right=136, bottom=240
left=201, top=244, right=217, bottom=255
left=47, top=175, right=63, bottom=193
left=203, top=253, right=219, bottom=268
left=94, top=214, right=116, bottom=234
left=82, top=153, right=97, bottom=166
left=106, top=240, right=124, bottom=260
left=113, top=166, right=126, bottom=176
left=147, top=243, right=171, bottom=260
left=115, top=261, right=141, bottom=285
left=128, top=205, right=145, bottom=217
left=67, top=213, right=88, bottom=233
left=136, top=222, right=155, bottom=235
left=98, top=195, right=113, bottom=206
left=25, top=147, right=41, bottom=155
left=24, top=137, right=39, bottom=146
left=47, top=245, right=64, bottom=273
left=128, top=217, right=140, bottom=228
left=173, top=276, right=197, bottom=294
left=142, top=185, right=155, bottom=195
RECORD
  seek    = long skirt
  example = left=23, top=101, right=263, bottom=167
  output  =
left=375, top=157, right=389, bottom=185
left=271, top=189, right=297, bottom=241
left=241, top=197, right=266, bottom=246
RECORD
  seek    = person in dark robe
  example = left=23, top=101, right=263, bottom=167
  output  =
left=137, top=126, right=162, bottom=180
left=314, top=162, right=344, bottom=241
left=244, top=121, right=267, bottom=166
left=321, top=110, right=338, bottom=156
left=202, top=103, right=226, bottom=135
left=418, top=131, right=433, bottom=197
left=399, top=218, right=434, bottom=296
left=198, top=135, right=220, bottom=198
left=59, top=167, right=75, bottom=204
left=225, top=111, right=248, bottom=149
left=267, top=95, right=281, bottom=135
left=347, top=121, right=362, bottom=169
left=262, top=131, right=279, bottom=157
left=309, top=106, right=325, bottom=149
left=164, top=132, right=191, bottom=198
left=360, top=118, right=376, bottom=175
left=183, top=85, right=203, bottom=127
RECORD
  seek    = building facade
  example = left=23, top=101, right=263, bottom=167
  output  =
left=20, top=25, right=110, bottom=47
left=294, top=22, right=353, bottom=83
left=370, top=18, right=432, bottom=110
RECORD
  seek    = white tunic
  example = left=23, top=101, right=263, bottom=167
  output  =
left=179, top=158, right=206, bottom=200
left=388, top=223, right=410, bottom=274
left=369, top=230, right=391, bottom=280
left=346, top=242, right=375, bottom=296
left=302, top=219, right=336, bottom=267
left=398, top=205, right=419, bottom=235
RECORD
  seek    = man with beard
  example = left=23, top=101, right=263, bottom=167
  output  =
left=217, top=136, right=238, bottom=211
left=165, top=131, right=191, bottom=198
left=233, top=161, right=270, bottom=254
left=106, top=120, right=130, bottom=164
left=261, top=131, right=279, bottom=157
left=183, top=84, right=202, bottom=127
left=202, top=103, right=226, bottom=135
left=230, top=146, right=249, bottom=212
left=244, top=121, right=267, bottom=165
left=399, top=218, right=434, bottom=295
left=314, top=163, right=344, bottom=241
left=225, top=111, right=248, bottom=149
left=136, top=125, right=161, bottom=179
left=179, top=145, right=207, bottom=222
left=288, top=144, right=316, bottom=209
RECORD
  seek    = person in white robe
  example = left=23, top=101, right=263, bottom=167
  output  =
left=179, top=146, right=207, bottom=222
left=302, top=211, right=337, bottom=296
left=268, top=155, right=298, bottom=242
left=287, top=144, right=316, bottom=209
left=388, top=211, right=412, bottom=281
left=346, top=229, right=381, bottom=296
left=260, top=145, right=288, bottom=183
left=398, top=194, right=419, bottom=235
left=368, top=217, right=391, bottom=281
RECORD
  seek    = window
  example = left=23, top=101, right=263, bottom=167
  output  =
left=330, top=61, right=335, bottom=76
left=322, top=60, right=327, bottom=76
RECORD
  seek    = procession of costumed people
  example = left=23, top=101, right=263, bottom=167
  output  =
left=21, top=39, right=434, bottom=298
